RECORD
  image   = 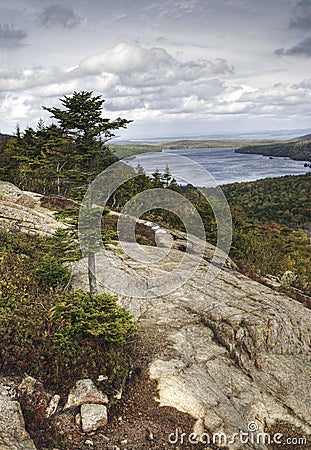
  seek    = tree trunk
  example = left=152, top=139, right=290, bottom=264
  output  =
left=87, top=251, right=98, bottom=301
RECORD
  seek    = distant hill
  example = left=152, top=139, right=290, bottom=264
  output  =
left=110, top=138, right=276, bottom=158
left=236, top=132, right=311, bottom=162
left=294, top=133, right=311, bottom=142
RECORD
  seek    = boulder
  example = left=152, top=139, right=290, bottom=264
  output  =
left=0, top=182, right=67, bottom=236
left=0, top=378, right=36, bottom=449
left=80, top=404, right=108, bottom=433
left=64, top=379, right=108, bottom=410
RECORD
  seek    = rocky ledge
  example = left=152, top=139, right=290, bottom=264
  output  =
left=1, top=182, right=311, bottom=449
left=72, top=241, right=311, bottom=450
left=0, top=181, right=67, bottom=236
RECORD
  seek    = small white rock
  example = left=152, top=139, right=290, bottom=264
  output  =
left=46, top=394, right=60, bottom=418
left=114, top=388, right=122, bottom=400
left=75, top=413, right=81, bottom=427
left=97, top=375, right=108, bottom=382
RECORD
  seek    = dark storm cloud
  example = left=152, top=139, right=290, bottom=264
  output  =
left=0, top=23, right=27, bottom=47
left=39, top=4, right=82, bottom=29
left=275, top=37, right=311, bottom=57
left=290, top=0, right=311, bottom=30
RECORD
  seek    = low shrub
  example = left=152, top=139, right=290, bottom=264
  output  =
left=0, top=229, right=135, bottom=393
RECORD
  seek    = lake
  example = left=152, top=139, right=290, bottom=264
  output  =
left=125, top=147, right=311, bottom=187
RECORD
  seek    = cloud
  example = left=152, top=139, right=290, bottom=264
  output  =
left=0, top=93, right=33, bottom=120
left=39, top=4, right=82, bottom=29
left=275, top=37, right=311, bottom=57
left=80, top=43, right=174, bottom=74
left=80, top=42, right=233, bottom=82
left=232, top=80, right=311, bottom=117
left=290, top=0, right=311, bottom=30
left=0, top=23, right=27, bottom=48
left=0, top=66, right=65, bottom=91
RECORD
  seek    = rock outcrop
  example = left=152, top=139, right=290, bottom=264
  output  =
left=1, top=183, right=311, bottom=449
left=0, top=181, right=67, bottom=236
left=0, top=378, right=36, bottom=450
left=72, top=242, right=311, bottom=449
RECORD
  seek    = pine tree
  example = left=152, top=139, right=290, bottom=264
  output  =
left=43, top=91, right=132, bottom=299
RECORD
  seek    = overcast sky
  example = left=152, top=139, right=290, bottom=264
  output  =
left=0, top=0, right=311, bottom=139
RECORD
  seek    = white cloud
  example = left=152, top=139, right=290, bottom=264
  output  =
left=0, top=93, right=33, bottom=120
left=79, top=42, right=173, bottom=74
left=0, top=67, right=64, bottom=91
left=1, top=33, right=311, bottom=135
left=79, top=42, right=233, bottom=88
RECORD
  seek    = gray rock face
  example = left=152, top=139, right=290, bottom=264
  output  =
left=0, top=378, right=36, bottom=450
left=71, top=243, right=311, bottom=449
left=80, top=404, right=108, bottom=433
left=64, top=379, right=108, bottom=410
left=0, top=181, right=67, bottom=236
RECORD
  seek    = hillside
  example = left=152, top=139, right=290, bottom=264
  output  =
left=236, top=134, right=311, bottom=161
left=222, top=173, right=311, bottom=229
left=1, top=181, right=311, bottom=449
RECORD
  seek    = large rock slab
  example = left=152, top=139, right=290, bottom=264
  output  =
left=72, top=242, right=311, bottom=449
left=0, top=378, right=36, bottom=450
left=0, top=181, right=67, bottom=236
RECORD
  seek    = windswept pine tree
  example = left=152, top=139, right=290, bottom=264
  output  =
left=0, top=91, right=132, bottom=197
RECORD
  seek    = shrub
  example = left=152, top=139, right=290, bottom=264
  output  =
left=0, top=229, right=135, bottom=393
left=50, top=290, right=135, bottom=345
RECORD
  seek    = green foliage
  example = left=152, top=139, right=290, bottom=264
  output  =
left=50, top=290, right=135, bottom=344
left=237, top=139, right=311, bottom=161
left=222, top=174, right=311, bottom=228
left=0, top=91, right=132, bottom=199
left=0, top=229, right=135, bottom=393
left=35, top=253, right=70, bottom=290
left=43, top=90, right=132, bottom=142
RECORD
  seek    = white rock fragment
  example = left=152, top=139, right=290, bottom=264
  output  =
left=97, top=375, right=108, bottom=382
left=81, top=403, right=108, bottom=433
left=18, top=375, right=38, bottom=396
left=75, top=413, right=82, bottom=427
left=46, top=394, right=60, bottom=418
left=114, top=388, right=122, bottom=400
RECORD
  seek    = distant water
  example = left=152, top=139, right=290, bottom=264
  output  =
left=125, top=147, right=311, bottom=187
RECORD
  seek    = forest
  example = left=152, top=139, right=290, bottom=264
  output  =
left=236, top=136, right=311, bottom=161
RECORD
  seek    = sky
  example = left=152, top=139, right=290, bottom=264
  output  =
left=0, top=0, right=311, bottom=139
